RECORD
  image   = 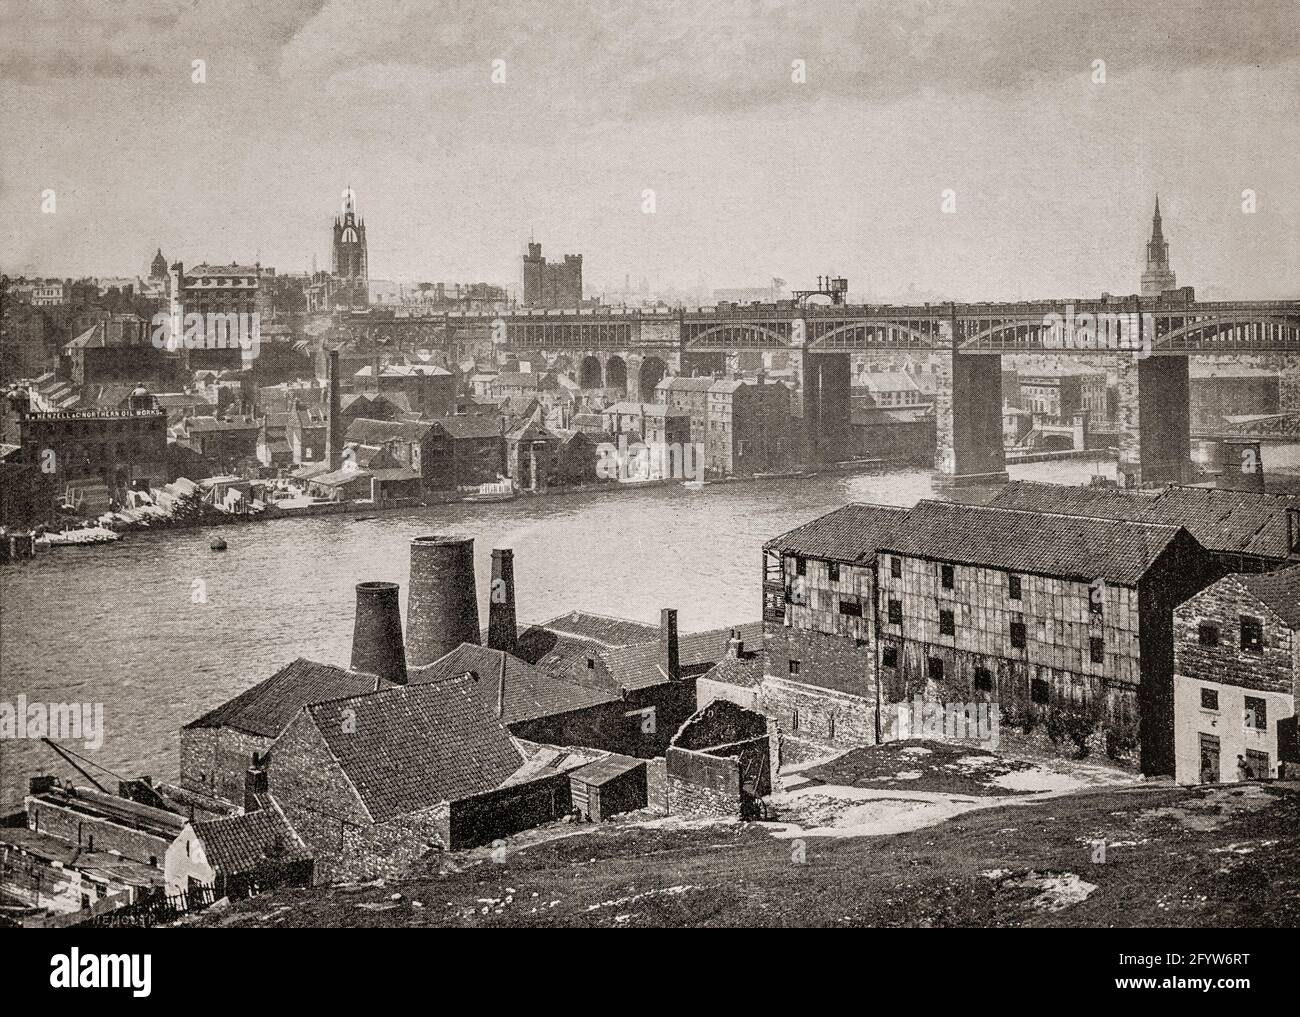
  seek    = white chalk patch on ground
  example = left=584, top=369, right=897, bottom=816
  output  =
left=766, top=786, right=987, bottom=838
left=1002, top=872, right=1098, bottom=912
left=586, top=885, right=703, bottom=912
left=1210, top=839, right=1279, bottom=855
left=900, top=746, right=934, bottom=756
left=895, top=770, right=923, bottom=780
left=954, top=755, right=1000, bottom=768
left=989, top=768, right=1087, bottom=793
left=980, top=869, right=1012, bottom=879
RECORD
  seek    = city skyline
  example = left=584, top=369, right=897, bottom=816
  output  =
left=2, top=1, right=1299, bottom=299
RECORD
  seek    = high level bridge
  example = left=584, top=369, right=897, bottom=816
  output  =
left=340, top=294, right=1300, bottom=487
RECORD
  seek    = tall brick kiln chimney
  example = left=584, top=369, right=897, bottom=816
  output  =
left=326, top=349, right=343, bottom=471
left=406, top=535, right=480, bottom=666
left=660, top=607, right=680, bottom=681
left=350, top=581, right=408, bottom=685
left=487, top=548, right=518, bottom=655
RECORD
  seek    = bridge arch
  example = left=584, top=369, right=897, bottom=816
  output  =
left=638, top=356, right=668, bottom=401
left=579, top=355, right=603, bottom=389
left=605, top=356, right=628, bottom=393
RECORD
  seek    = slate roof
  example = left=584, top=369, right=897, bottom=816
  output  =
left=1235, top=566, right=1300, bottom=629
left=185, top=658, right=377, bottom=738
left=880, top=500, right=1187, bottom=586
left=570, top=753, right=644, bottom=787
left=765, top=502, right=909, bottom=562
left=306, top=678, right=523, bottom=822
left=603, top=621, right=764, bottom=692
left=656, top=376, right=715, bottom=393
left=409, top=642, right=620, bottom=724
left=193, top=799, right=311, bottom=874
left=986, top=481, right=1300, bottom=561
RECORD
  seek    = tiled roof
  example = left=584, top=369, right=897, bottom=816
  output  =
left=193, top=799, right=311, bottom=874
left=857, top=371, right=921, bottom=393
left=306, top=678, right=523, bottom=822
left=987, top=481, right=1300, bottom=560
left=409, top=643, right=620, bottom=724
left=700, top=649, right=763, bottom=689
left=765, top=502, right=909, bottom=562
left=881, top=500, right=1187, bottom=586
left=1234, top=566, right=1300, bottom=629
left=432, top=416, right=504, bottom=439
left=536, top=610, right=661, bottom=648
left=656, top=376, right=715, bottom=393
left=570, top=753, right=644, bottom=787
left=604, top=621, right=764, bottom=692
left=185, top=658, right=377, bottom=738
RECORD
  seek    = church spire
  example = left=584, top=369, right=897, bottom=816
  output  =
left=1141, top=195, right=1176, bottom=297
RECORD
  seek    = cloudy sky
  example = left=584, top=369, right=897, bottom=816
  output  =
left=2, top=0, right=1298, bottom=300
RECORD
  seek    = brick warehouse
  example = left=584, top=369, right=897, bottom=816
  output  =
left=760, top=498, right=1221, bottom=775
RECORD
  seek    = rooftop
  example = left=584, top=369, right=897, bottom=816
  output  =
left=765, top=502, right=909, bottom=562
left=192, top=799, right=311, bottom=874
left=185, top=658, right=377, bottom=738
left=985, top=481, right=1300, bottom=561
left=305, top=678, right=523, bottom=822
left=1233, top=566, right=1300, bottom=629
left=881, top=500, right=1188, bottom=586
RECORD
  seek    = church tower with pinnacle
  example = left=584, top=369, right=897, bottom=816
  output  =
left=332, top=187, right=369, bottom=308
left=1140, top=196, right=1177, bottom=297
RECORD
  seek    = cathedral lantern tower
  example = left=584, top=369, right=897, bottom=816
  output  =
left=331, top=187, right=369, bottom=307
left=1140, top=196, right=1177, bottom=298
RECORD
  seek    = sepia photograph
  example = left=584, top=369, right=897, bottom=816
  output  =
left=1, top=0, right=1297, bottom=997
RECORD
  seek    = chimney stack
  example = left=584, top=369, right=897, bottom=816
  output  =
left=244, top=753, right=269, bottom=813
left=406, top=535, right=480, bottom=666
left=727, top=628, right=743, bottom=658
left=350, top=581, right=408, bottom=685
left=488, top=548, right=518, bottom=655
left=326, top=349, right=343, bottom=471
left=660, top=607, right=680, bottom=681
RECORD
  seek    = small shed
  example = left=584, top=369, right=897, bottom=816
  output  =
left=569, top=754, right=647, bottom=822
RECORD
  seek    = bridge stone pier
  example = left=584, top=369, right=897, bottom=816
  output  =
left=932, top=346, right=1008, bottom=488
left=1116, top=355, right=1193, bottom=487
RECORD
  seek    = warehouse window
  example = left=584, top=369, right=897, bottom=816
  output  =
left=888, top=599, right=903, bottom=625
left=839, top=598, right=862, bottom=618
left=974, top=668, right=993, bottom=692
left=927, top=657, right=944, bottom=682
left=1240, top=616, right=1264, bottom=654
left=1089, top=636, right=1105, bottom=664
left=882, top=645, right=898, bottom=669
left=791, top=708, right=800, bottom=732
left=828, top=561, right=840, bottom=583
left=1008, top=574, right=1022, bottom=600
left=795, top=556, right=806, bottom=577
left=1031, top=677, right=1050, bottom=705
left=890, top=556, right=902, bottom=578
left=1244, top=696, right=1267, bottom=731
left=1198, top=623, right=1219, bottom=647
left=1200, top=688, right=1219, bottom=711
left=788, top=659, right=801, bottom=676
left=939, top=609, right=955, bottom=635
left=941, top=564, right=954, bottom=589
left=1010, top=621, right=1027, bottom=649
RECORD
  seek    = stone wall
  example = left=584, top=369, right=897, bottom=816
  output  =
left=26, top=799, right=172, bottom=867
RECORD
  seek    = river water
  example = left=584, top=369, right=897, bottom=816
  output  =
left=0, top=459, right=1112, bottom=807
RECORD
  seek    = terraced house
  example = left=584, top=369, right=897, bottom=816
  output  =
left=761, top=498, right=1220, bottom=775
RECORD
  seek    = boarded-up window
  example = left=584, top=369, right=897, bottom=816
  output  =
left=1008, top=574, right=1022, bottom=600
left=1010, top=621, right=1027, bottom=649
left=1241, top=616, right=1264, bottom=654
left=939, top=609, right=955, bottom=635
